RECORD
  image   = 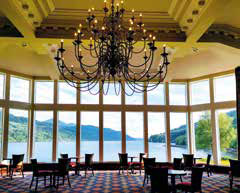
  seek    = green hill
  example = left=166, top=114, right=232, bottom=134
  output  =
left=7, top=113, right=137, bottom=142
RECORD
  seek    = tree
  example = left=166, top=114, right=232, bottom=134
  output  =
left=218, top=113, right=235, bottom=151
left=195, top=113, right=212, bottom=149
left=195, top=112, right=236, bottom=151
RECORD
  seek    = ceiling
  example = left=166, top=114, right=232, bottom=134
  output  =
left=0, top=0, right=239, bottom=81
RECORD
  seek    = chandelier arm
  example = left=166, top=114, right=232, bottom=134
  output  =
left=113, top=78, right=121, bottom=96
left=131, top=40, right=147, bottom=54
left=102, top=74, right=111, bottom=95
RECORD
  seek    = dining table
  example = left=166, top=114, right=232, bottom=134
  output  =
left=168, top=169, right=187, bottom=193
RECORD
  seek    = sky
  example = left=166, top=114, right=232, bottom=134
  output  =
left=6, top=74, right=237, bottom=138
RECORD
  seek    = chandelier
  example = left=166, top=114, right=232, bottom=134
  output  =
left=54, top=0, right=170, bottom=95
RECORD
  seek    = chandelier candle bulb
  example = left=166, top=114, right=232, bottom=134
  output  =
left=60, top=39, right=64, bottom=49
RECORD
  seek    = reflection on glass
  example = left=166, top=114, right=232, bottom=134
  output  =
left=169, top=83, right=186, bottom=105
left=10, top=76, right=29, bottom=102
left=126, top=112, right=144, bottom=156
left=8, top=109, right=28, bottom=161
left=34, top=111, right=53, bottom=162
left=192, top=111, right=212, bottom=160
left=81, top=84, right=99, bottom=104
left=148, top=112, right=166, bottom=161
left=35, top=81, right=54, bottom=104
left=214, top=75, right=236, bottom=102
left=58, top=111, right=76, bottom=157
left=190, top=80, right=210, bottom=105
left=81, top=111, right=99, bottom=161
left=125, top=83, right=143, bottom=105
left=170, top=112, right=188, bottom=159
left=147, top=84, right=165, bottom=105
left=216, top=109, right=237, bottom=165
left=103, top=112, right=121, bottom=161
left=103, top=83, right=121, bottom=104
left=58, top=82, right=76, bottom=104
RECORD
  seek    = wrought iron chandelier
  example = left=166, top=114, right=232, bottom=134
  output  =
left=54, top=0, right=170, bottom=95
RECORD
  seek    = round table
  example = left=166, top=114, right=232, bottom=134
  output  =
left=168, top=169, right=187, bottom=193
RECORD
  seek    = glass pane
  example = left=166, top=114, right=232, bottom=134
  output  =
left=8, top=109, right=28, bottom=161
left=169, top=83, right=186, bottom=105
left=58, top=82, right=76, bottom=104
left=126, top=112, right=144, bottom=156
left=190, top=80, right=210, bottom=105
left=170, top=112, right=188, bottom=159
left=10, top=76, right=29, bottom=102
left=147, top=84, right=165, bottom=105
left=34, top=111, right=53, bottom=162
left=216, top=109, right=237, bottom=165
left=148, top=112, right=166, bottom=161
left=58, top=111, right=76, bottom=158
left=81, top=84, right=99, bottom=104
left=125, top=83, right=143, bottom=105
left=103, top=83, right=121, bottom=104
left=103, top=112, right=121, bottom=161
left=192, top=111, right=212, bottom=161
left=81, top=111, right=99, bottom=161
left=0, top=74, right=4, bottom=99
left=35, top=81, right=54, bottom=104
left=214, top=75, right=236, bottom=102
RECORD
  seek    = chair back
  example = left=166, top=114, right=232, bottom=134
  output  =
left=143, top=157, right=156, bottom=175
left=12, top=154, right=24, bottom=168
left=58, top=158, right=71, bottom=175
left=173, top=158, right=182, bottom=170
left=60, top=154, right=69, bottom=159
left=229, top=159, right=240, bottom=177
left=183, top=154, right=194, bottom=169
left=31, top=159, right=39, bottom=175
left=139, top=153, right=147, bottom=163
left=150, top=167, right=169, bottom=193
left=206, top=154, right=211, bottom=166
left=191, top=167, right=204, bottom=191
left=85, top=154, right=94, bottom=167
left=118, top=153, right=128, bottom=166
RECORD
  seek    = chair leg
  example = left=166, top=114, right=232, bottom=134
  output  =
left=44, top=176, right=46, bottom=187
left=57, top=176, right=59, bottom=189
left=35, top=177, right=38, bottom=192
left=180, top=176, right=183, bottom=182
left=63, top=175, right=65, bottom=185
left=29, top=176, right=34, bottom=189
left=67, top=174, right=71, bottom=188
left=230, top=177, right=233, bottom=191
left=21, top=169, right=24, bottom=178
left=92, top=168, right=94, bottom=176
left=143, top=174, right=146, bottom=187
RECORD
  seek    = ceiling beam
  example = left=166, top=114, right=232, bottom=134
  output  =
left=0, top=0, right=59, bottom=80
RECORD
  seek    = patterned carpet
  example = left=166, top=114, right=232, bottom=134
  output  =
left=0, top=171, right=239, bottom=192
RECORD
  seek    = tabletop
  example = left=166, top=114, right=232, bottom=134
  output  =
left=168, top=169, right=187, bottom=176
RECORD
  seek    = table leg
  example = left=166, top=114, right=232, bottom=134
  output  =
left=171, top=175, right=176, bottom=193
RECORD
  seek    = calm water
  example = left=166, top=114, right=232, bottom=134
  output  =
left=7, top=141, right=236, bottom=162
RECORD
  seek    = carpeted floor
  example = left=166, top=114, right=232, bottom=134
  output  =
left=0, top=171, right=239, bottom=192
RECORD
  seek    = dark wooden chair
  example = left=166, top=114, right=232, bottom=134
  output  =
left=176, top=166, right=204, bottom=193
left=53, top=158, right=71, bottom=189
left=229, top=159, right=240, bottom=191
left=143, top=157, right=156, bottom=186
left=118, top=153, right=130, bottom=175
left=9, top=154, right=24, bottom=180
left=150, top=167, right=172, bottom=193
left=173, top=158, right=183, bottom=182
left=60, top=153, right=80, bottom=175
left=183, top=154, right=194, bottom=171
left=29, top=159, right=52, bottom=191
left=130, top=153, right=147, bottom=175
left=205, top=154, right=212, bottom=177
left=83, top=154, right=94, bottom=177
